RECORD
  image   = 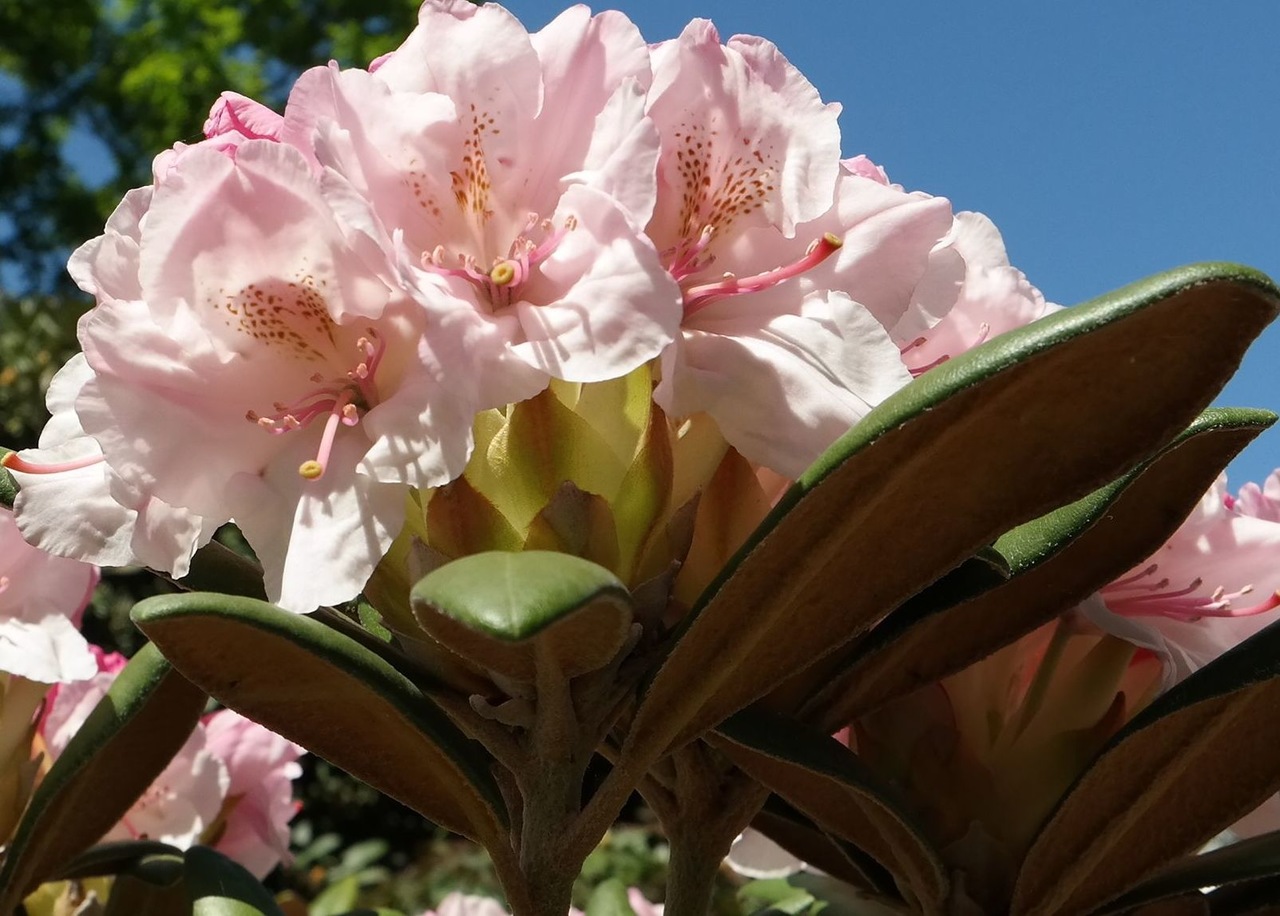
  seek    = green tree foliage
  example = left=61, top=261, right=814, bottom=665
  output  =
left=0, top=0, right=421, bottom=444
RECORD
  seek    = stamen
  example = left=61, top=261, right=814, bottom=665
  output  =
left=1107, top=563, right=1160, bottom=590
left=681, top=233, right=843, bottom=315
left=1103, top=558, right=1280, bottom=622
left=666, top=225, right=716, bottom=280
left=0, top=576, right=9, bottom=596
left=247, top=332, right=385, bottom=483
left=1, top=451, right=105, bottom=475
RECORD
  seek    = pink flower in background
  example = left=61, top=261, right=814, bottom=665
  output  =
left=1235, top=469, right=1280, bottom=522
left=41, top=649, right=228, bottom=848
left=204, top=709, right=304, bottom=878
left=0, top=506, right=97, bottom=685
left=70, top=141, right=484, bottom=612
left=284, top=0, right=680, bottom=398
left=40, top=651, right=303, bottom=874
left=1083, top=472, right=1280, bottom=687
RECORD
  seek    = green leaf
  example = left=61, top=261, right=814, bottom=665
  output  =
left=131, top=593, right=508, bottom=850
left=411, top=551, right=634, bottom=680
left=623, top=264, right=1280, bottom=770
left=185, top=845, right=284, bottom=916
left=715, top=709, right=946, bottom=912
left=308, top=875, right=361, bottom=916
left=585, top=878, right=639, bottom=916
left=55, top=840, right=184, bottom=880
left=1012, top=614, right=1280, bottom=916
left=0, top=644, right=206, bottom=913
left=737, top=877, right=821, bottom=915
left=1099, top=831, right=1280, bottom=914
left=804, top=406, right=1274, bottom=730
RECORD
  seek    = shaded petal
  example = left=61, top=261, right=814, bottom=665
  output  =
left=658, top=291, right=911, bottom=478
left=225, top=434, right=406, bottom=612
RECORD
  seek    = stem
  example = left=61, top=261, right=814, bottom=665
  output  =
left=664, top=827, right=727, bottom=916
left=644, top=743, right=772, bottom=916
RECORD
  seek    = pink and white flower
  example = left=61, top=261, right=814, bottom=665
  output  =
left=204, top=709, right=304, bottom=877
left=41, top=648, right=228, bottom=848
left=68, top=140, right=483, bottom=612
left=283, top=0, right=680, bottom=400
left=896, top=211, right=1061, bottom=376
left=644, top=25, right=953, bottom=476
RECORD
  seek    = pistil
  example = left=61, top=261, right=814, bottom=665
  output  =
left=421, top=212, right=576, bottom=309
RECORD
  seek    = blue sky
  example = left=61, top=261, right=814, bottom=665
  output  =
left=496, top=0, right=1280, bottom=486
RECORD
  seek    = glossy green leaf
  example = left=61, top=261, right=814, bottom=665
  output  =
left=805, top=406, right=1274, bottom=730
left=131, top=593, right=507, bottom=850
left=624, top=264, right=1280, bottom=770
left=0, top=644, right=206, bottom=913
left=1013, top=615, right=1280, bottom=916
left=715, top=708, right=947, bottom=913
left=585, top=878, right=639, bottom=916
left=1100, top=831, right=1280, bottom=914
left=411, top=551, right=634, bottom=680
left=0, top=449, right=16, bottom=509
left=185, top=845, right=284, bottom=916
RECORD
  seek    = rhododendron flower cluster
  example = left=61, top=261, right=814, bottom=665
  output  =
left=3, top=0, right=1043, bottom=614
left=38, top=647, right=304, bottom=877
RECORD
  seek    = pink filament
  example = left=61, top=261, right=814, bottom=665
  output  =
left=1103, top=561, right=1280, bottom=621
left=681, top=233, right=844, bottom=316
